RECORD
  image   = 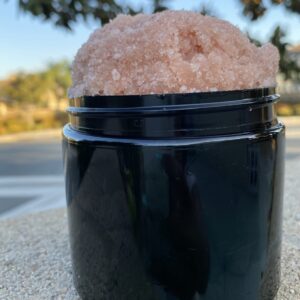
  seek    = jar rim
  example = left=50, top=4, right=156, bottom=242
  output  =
left=68, top=87, right=278, bottom=113
left=66, top=87, right=280, bottom=139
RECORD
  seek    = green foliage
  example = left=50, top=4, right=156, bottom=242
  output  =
left=239, top=0, right=300, bottom=21
left=0, top=60, right=71, bottom=106
left=0, top=60, right=70, bottom=134
left=246, top=32, right=262, bottom=47
left=16, top=0, right=146, bottom=29
left=270, top=26, right=300, bottom=80
left=43, top=61, right=72, bottom=99
left=0, top=110, right=68, bottom=135
left=0, top=72, right=49, bottom=105
left=11, top=0, right=300, bottom=29
left=239, top=0, right=266, bottom=21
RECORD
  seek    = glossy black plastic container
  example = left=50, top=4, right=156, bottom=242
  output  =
left=63, top=88, right=285, bottom=300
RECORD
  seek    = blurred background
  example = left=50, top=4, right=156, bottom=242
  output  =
left=0, top=0, right=300, bottom=218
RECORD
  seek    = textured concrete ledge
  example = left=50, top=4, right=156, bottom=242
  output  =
left=0, top=158, right=299, bottom=300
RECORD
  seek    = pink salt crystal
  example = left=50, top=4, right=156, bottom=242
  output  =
left=69, top=10, right=279, bottom=97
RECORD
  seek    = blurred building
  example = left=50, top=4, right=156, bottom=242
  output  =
left=0, top=99, right=8, bottom=116
left=44, top=90, right=68, bottom=111
left=277, top=45, right=300, bottom=103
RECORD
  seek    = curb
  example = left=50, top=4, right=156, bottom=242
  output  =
left=279, top=116, right=300, bottom=127
left=0, top=129, right=62, bottom=144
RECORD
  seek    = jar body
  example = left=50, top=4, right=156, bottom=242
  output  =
left=63, top=120, right=285, bottom=300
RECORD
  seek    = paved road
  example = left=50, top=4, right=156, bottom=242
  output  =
left=0, top=137, right=65, bottom=218
left=0, top=138, right=63, bottom=176
left=0, top=121, right=299, bottom=219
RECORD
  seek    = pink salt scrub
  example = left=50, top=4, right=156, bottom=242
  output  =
left=69, top=10, right=279, bottom=97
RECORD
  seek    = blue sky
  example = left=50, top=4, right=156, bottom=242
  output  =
left=1, top=0, right=300, bottom=79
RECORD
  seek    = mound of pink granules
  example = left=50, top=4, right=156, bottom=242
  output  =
left=69, top=10, right=279, bottom=97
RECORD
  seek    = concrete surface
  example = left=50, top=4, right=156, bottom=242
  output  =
left=0, top=157, right=299, bottom=299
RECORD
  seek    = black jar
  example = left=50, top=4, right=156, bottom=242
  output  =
left=63, top=88, right=285, bottom=300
